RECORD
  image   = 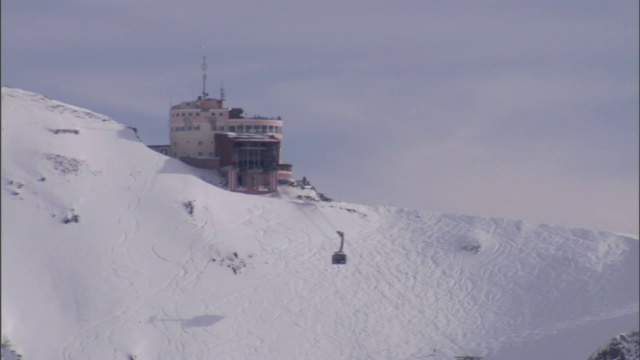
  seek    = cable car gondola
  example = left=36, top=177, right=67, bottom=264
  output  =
left=332, top=251, right=347, bottom=265
left=332, top=231, right=347, bottom=265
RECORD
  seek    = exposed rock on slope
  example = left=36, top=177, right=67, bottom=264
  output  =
left=588, top=331, right=640, bottom=360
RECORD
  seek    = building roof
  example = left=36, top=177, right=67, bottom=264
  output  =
left=170, top=97, right=223, bottom=110
left=223, top=133, right=280, bottom=142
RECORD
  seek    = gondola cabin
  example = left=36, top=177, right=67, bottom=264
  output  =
left=332, top=251, right=347, bottom=265
left=332, top=231, right=347, bottom=265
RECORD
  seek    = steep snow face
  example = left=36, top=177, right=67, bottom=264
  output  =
left=1, top=87, right=638, bottom=360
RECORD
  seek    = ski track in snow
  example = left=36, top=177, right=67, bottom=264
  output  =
left=61, top=159, right=164, bottom=360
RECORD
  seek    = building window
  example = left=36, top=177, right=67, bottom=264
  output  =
left=195, top=126, right=200, bottom=131
left=173, top=141, right=177, bottom=146
left=209, top=152, right=214, bottom=156
left=229, top=126, right=236, bottom=132
left=198, top=141, right=203, bottom=146
left=198, top=152, right=203, bottom=156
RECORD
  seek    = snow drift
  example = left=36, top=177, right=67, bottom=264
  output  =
left=1, top=87, right=638, bottom=359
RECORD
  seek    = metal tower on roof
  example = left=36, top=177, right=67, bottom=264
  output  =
left=201, top=46, right=208, bottom=98
left=220, top=82, right=226, bottom=104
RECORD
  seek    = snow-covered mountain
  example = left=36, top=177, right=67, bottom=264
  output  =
left=2, top=87, right=638, bottom=360
left=588, top=330, right=639, bottom=360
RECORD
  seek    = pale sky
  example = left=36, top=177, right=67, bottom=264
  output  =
left=2, top=0, right=638, bottom=235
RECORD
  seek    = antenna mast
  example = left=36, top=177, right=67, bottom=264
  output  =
left=201, top=46, right=208, bottom=98
left=220, top=82, right=226, bottom=104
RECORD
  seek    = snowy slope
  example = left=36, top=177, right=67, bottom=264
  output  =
left=1, top=87, right=638, bottom=360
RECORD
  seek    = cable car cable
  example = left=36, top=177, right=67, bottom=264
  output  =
left=293, top=200, right=348, bottom=265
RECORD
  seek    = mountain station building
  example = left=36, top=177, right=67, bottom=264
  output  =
left=149, top=57, right=292, bottom=194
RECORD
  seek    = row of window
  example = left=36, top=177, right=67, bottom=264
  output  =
left=171, top=141, right=211, bottom=146
left=170, top=151, right=215, bottom=157
left=172, top=125, right=201, bottom=132
left=228, top=125, right=282, bottom=134
left=171, top=125, right=283, bottom=134
left=173, top=111, right=225, bottom=118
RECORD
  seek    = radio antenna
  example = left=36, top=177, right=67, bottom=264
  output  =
left=201, top=45, right=208, bottom=98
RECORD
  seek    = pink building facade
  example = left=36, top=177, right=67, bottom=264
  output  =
left=169, top=96, right=283, bottom=159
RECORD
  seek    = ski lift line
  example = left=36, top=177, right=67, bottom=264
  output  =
left=294, top=202, right=354, bottom=265
left=294, top=201, right=377, bottom=242
left=312, top=204, right=342, bottom=233
left=308, top=203, right=397, bottom=243
left=294, top=201, right=337, bottom=240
